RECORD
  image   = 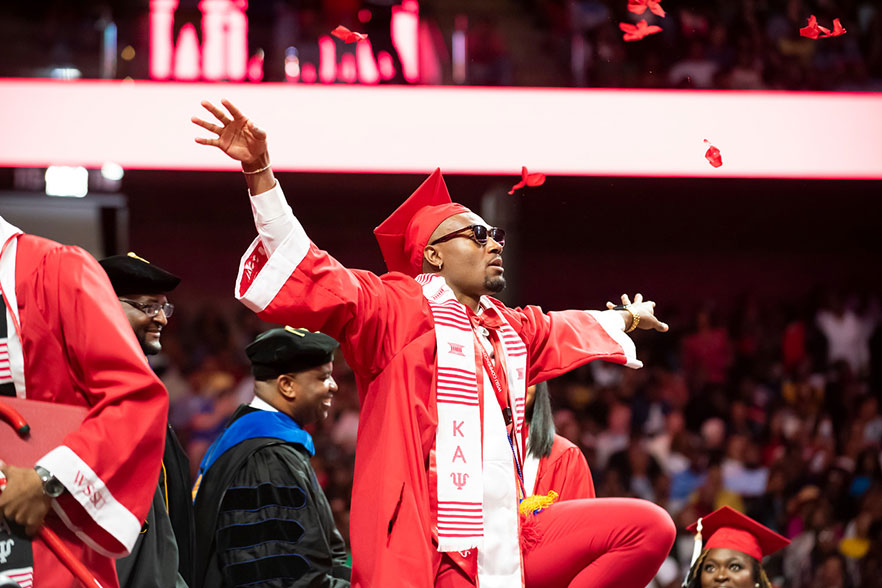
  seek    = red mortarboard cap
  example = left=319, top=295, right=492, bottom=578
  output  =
left=687, top=506, right=790, bottom=561
left=373, top=168, right=470, bottom=276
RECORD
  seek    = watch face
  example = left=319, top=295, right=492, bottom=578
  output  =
left=44, top=477, right=65, bottom=498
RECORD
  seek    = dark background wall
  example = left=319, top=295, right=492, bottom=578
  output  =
left=118, top=170, right=880, bottom=320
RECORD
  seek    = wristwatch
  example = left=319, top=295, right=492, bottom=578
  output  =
left=34, top=466, right=65, bottom=498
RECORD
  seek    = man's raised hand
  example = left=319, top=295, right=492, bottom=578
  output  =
left=192, top=99, right=268, bottom=167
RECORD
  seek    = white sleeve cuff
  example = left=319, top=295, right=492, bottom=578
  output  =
left=235, top=226, right=311, bottom=313
left=587, top=310, right=643, bottom=369
left=38, top=445, right=142, bottom=555
left=249, top=180, right=297, bottom=256
left=249, top=180, right=291, bottom=223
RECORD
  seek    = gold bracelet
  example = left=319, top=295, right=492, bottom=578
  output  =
left=625, top=306, right=640, bottom=333
left=242, top=161, right=271, bottom=175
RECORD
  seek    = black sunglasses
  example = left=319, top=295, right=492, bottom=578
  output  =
left=429, top=224, right=506, bottom=247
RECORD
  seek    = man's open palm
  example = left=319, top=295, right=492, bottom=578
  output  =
left=192, top=99, right=267, bottom=164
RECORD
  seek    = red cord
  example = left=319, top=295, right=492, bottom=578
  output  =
left=0, top=400, right=30, bottom=436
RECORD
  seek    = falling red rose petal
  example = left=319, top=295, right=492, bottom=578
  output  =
left=833, top=19, right=846, bottom=36
left=619, top=20, right=663, bottom=42
left=331, top=25, right=368, bottom=43
left=799, top=15, right=821, bottom=39
left=822, top=18, right=847, bottom=37
left=704, top=140, right=723, bottom=168
left=801, top=15, right=845, bottom=39
left=627, top=0, right=666, bottom=18
left=627, top=0, right=646, bottom=14
left=508, top=166, right=547, bottom=194
left=648, top=2, right=666, bottom=18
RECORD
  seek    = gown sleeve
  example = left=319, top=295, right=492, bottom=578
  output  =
left=497, top=303, right=643, bottom=386
left=233, top=182, right=426, bottom=380
left=35, top=245, right=168, bottom=556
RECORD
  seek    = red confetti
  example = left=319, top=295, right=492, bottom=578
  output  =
left=331, top=25, right=368, bottom=44
left=627, top=0, right=666, bottom=18
left=508, top=167, right=547, bottom=195
left=704, top=140, right=723, bottom=168
left=823, top=18, right=847, bottom=37
left=800, top=15, right=845, bottom=39
left=619, top=20, right=663, bottom=42
left=799, top=15, right=823, bottom=39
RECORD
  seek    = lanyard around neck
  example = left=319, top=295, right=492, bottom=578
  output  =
left=474, top=331, right=527, bottom=501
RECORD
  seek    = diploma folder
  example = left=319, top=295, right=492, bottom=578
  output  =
left=0, top=396, right=88, bottom=467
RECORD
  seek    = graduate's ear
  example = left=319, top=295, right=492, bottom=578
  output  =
left=276, top=373, right=299, bottom=401
left=423, top=245, right=443, bottom=273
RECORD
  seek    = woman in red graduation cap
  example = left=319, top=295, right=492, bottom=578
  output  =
left=192, top=100, right=676, bottom=588
left=684, top=506, right=790, bottom=588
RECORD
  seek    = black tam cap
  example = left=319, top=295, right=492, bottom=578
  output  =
left=246, top=327, right=339, bottom=380
left=99, top=252, right=181, bottom=295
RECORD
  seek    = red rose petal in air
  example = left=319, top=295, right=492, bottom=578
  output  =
left=647, top=0, right=665, bottom=18
left=821, top=18, right=847, bottom=37
left=627, top=0, right=648, bottom=15
left=508, top=167, right=547, bottom=195
left=832, top=19, right=846, bottom=36
left=799, top=15, right=821, bottom=39
left=627, top=0, right=665, bottom=17
left=525, top=171, right=546, bottom=187
left=331, top=25, right=368, bottom=44
left=704, top=140, right=723, bottom=168
left=801, top=15, right=845, bottom=39
left=620, top=20, right=663, bottom=42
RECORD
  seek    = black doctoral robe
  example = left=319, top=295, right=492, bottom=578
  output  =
left=116, top=425, right=194, bottom=588
left=163, top=423, right=196, bottom=585
left=193, top=405, right=350, bottom=588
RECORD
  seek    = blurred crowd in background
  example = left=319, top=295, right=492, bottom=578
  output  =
left=1, top=0, right=880, bottom=90
left=153, top=286, right=882, bottom=587
left=518, top=0, right=882, bottom=90
left=2, top=1, right=879, bottom=587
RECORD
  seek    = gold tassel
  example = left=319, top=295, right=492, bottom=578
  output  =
left=519, top=490, right=559, bottom=516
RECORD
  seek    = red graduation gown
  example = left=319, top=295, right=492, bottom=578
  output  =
left=237, top=235, right=636, bottom=588
left=9, top=234, right=168, bottom=588
left=534, top=435, right=595, bottom=502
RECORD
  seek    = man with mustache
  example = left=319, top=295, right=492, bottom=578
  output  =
left=192, top=99, right=676, bottom=588
left=192, top=327, right=350, bottom=587
left=100, top=252, right=194, bottom=587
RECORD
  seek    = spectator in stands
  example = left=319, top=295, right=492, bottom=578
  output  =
left=683, top=506, right=790, bottom=588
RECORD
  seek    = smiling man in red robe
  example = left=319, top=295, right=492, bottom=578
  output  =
left=192, top=99, right=676, bottom=588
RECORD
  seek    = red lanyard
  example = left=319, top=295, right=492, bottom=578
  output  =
left=474, top=331, right=527, bottom=500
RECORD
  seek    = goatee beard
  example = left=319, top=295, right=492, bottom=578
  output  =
left=484, top=276, right=506, bottom=293
left=142, top=340, right=161, bottom=356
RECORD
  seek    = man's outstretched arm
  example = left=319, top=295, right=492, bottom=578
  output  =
left=191, top=100, right=405, bottom=378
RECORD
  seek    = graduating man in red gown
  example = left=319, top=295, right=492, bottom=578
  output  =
left=0, top=216, right=169, bottom=587
left=192, top=100, right=676, bottom=588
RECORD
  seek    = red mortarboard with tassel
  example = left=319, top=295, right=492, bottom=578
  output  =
left=683, top=506, right=790, bottom=586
